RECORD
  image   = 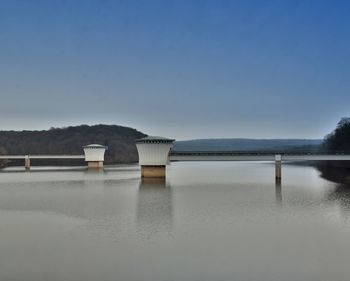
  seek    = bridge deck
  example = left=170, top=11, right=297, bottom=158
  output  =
left=169, top=152, right=350, bottom=162
left=0, top=155, right=85, bottom=159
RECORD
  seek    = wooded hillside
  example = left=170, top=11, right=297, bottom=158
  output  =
left=0, top=124, right=147, bottom=165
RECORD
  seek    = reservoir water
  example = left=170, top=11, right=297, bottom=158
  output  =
left=1, top=162, right=350, bottom=281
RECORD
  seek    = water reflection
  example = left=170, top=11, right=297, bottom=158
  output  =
left=327, top=184, right=350, bottom=214
left=317, top=164, right=350, bottom=185
left=136, top=178, right=173, bottom=238
left=0, top=179, right=88, bottom=218
left=275, top=179, right=282, bottom=205
left=0, top=177, right=137, bottom=220
left=315, top=164, right=350, bottom=214
left=4, top=163, right=350, bottom=280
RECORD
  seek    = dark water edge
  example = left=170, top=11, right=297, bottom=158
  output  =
left=315, top=161, right=350, bottom=185
left=313, top=162, right=350, bottom=212
left=276, top=160, right=350, bottom=185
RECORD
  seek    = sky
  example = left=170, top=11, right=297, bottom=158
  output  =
left=0, top=0, right=350, bottom=140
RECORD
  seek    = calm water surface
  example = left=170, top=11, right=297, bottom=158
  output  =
left=1, top=162, right=350, bottom=281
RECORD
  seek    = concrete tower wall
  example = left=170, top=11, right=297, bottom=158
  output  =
left=83, top=147, right=106, bottom=162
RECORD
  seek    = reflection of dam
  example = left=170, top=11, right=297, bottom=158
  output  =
left=137, top=178, right=173, bottom=237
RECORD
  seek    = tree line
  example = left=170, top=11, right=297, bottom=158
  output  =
left=322, top=117, right=350, bottom=153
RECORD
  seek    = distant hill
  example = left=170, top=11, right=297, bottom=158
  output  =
left=173, top=138, right=322, bottom=152
left=0, top=124, right=147, bottom=165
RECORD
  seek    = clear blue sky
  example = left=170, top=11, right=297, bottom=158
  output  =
left=0, top=0, right=349, bottom=140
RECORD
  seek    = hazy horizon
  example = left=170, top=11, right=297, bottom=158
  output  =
left=1, top=1, right=349, bottom=139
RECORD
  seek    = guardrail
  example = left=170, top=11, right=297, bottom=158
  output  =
left=0, top=155, right=85, bottom=159
left=170, top=151, right=350, bottom=156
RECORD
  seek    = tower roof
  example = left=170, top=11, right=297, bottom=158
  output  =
left=83, top=144, right=108, bottom=149
left=135, top=136, right=175, bottom=144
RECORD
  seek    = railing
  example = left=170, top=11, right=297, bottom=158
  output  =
left=169, top=151, right=350, bottom=162
left=0, top=155, right=85, bottom=159
left=170, top=150, right=350, bottom=156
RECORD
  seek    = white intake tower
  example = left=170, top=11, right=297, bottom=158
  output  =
left=135, top=136, right=175, bottom=178
left=83, top=144, right=108, bottom=169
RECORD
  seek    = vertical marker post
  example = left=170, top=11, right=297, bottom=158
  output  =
left=275, top=154, right=282, bottom=180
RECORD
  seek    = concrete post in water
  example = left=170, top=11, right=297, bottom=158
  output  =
left=275, top=179, right=282, bottom=205
left=24, top=155, right=30, bottom=171
left=135, top=136, right=175, bottom=178
left=275, top=154, right=282, bottom=180
left=83, top=144, right=107, bottom=169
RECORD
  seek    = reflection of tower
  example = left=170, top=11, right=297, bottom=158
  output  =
left=275, top=179, right=282, bottom=206
left=136, top=178, right=173, bottom=238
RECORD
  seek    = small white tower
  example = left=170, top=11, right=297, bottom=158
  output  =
left=135, top=136, right=175, bottom=178
left=83, top=144, right=108, bottom=169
